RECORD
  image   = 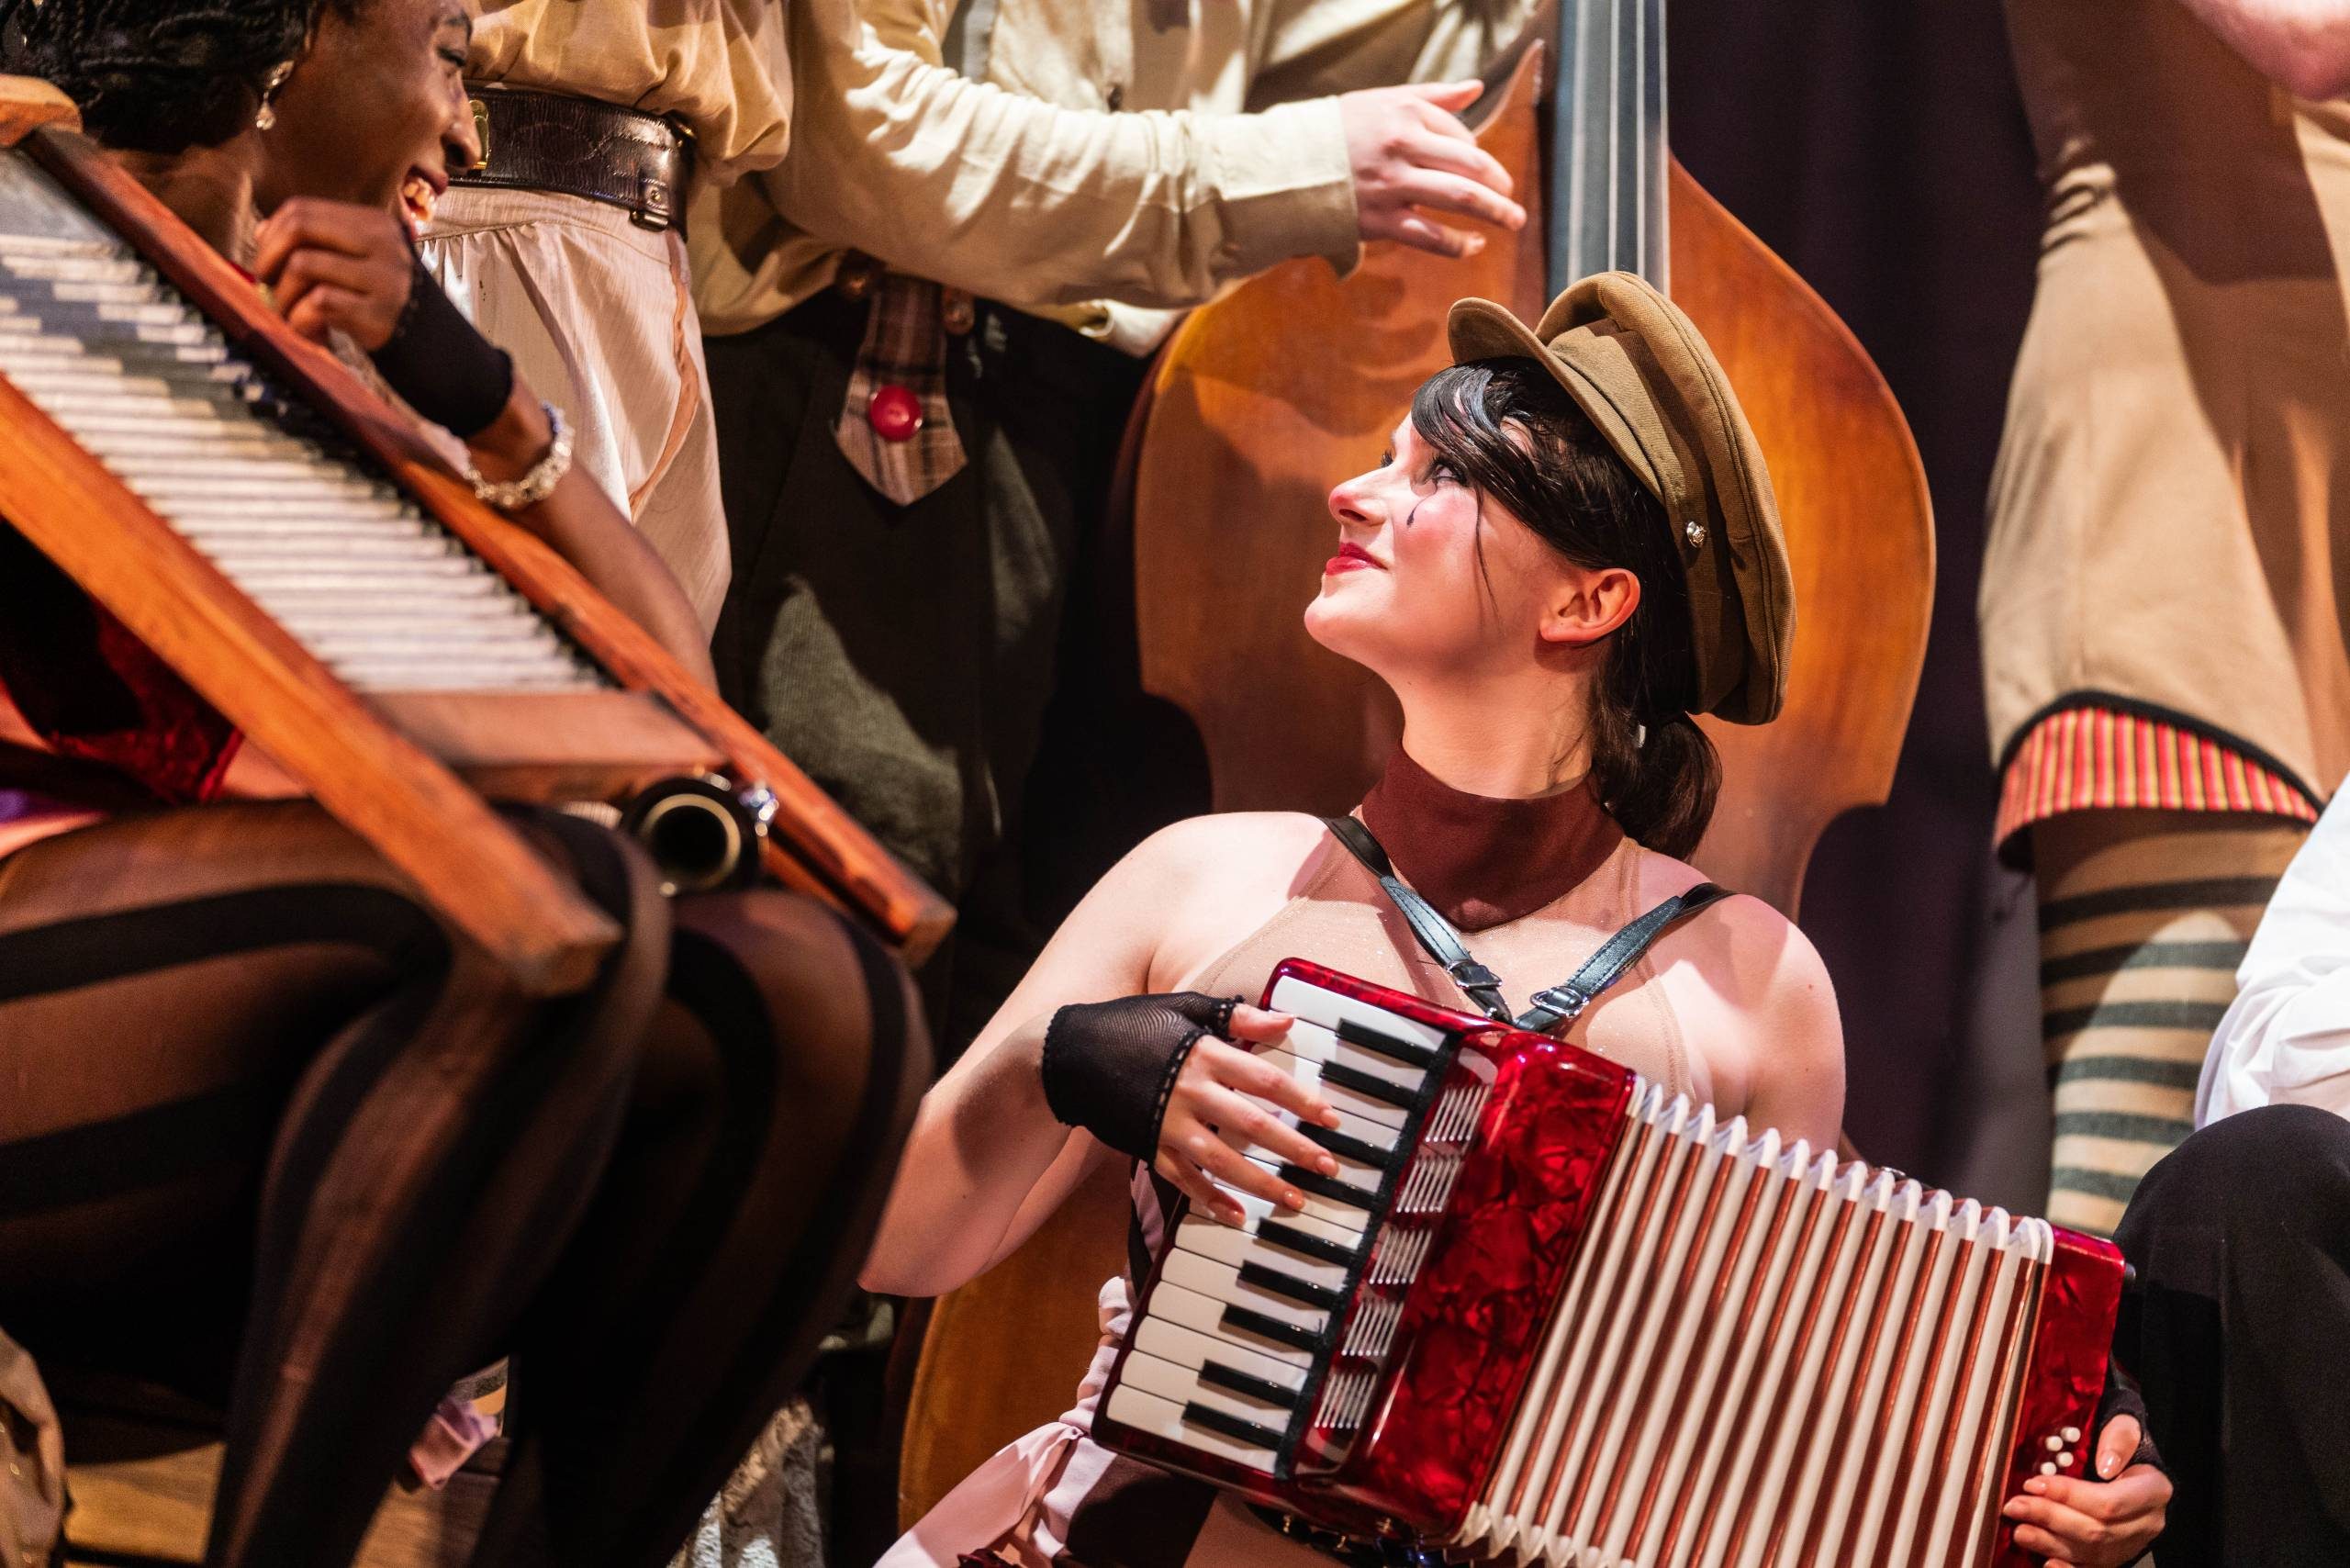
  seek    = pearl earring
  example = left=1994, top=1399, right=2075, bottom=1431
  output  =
left=254, top=60, right=294, bottom=130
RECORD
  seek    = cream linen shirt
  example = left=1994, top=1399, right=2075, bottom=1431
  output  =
left=690, top=0, right=1533, bottom=352
left=465, top=0, right=793, bottom=179
left=2198, top=778, right=2350, bottom=1125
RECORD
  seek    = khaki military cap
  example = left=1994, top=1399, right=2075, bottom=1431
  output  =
left=1448, top=272, right=1794, bottom=725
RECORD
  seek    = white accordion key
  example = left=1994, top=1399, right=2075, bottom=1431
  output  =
left=1263, top=1100, right=1402, bottom=1158
left=1172, top=1213, right=1355, bottom=1294
left=1132, top=1316, right=1309, bottom=1394
left=1158, top=1249, right=1335, bottom=1341
left=1264, top=976, right=1447, bottom=1054
left=1230, top=1160, right=1371, bottom=1233
left=1140, top=1279, right=1316, bottom=1371
left=1102, top=1383, right=1281, bottom=1473
left=1255, top=1048, right=1410, bottom=1131
left=1270, top=1022, right=1427, bottom=1093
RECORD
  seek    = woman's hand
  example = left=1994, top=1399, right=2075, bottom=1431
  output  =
left=252, top=197, right=415, bottom=350
left=1153, top=1005, right=1345, bottom=1226
left=2001, top=1414, right=2169, bottom=1564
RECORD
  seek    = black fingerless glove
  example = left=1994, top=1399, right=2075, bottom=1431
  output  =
left=367, top=256, right=515, bottom=440
left=1040, top=991, right=1241, bottom=1162
left=2095, top=1360, right=2165, bottom=1476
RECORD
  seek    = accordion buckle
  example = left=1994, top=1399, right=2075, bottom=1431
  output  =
left=1447, top=958, right=1504, bottom=991
left=1529, top=984, right=1592, bottom=1024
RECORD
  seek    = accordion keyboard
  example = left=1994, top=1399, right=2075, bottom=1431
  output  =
left=0, top=149, right=600, bottom=695
left=1102, top=972, right=1488, bottom=1475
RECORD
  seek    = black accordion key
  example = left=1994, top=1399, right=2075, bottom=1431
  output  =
left=1198, top=1360, right=1303, bottom=1410
left=1317, top=1060, right=1420, bottom=1111
left=1220, top=1304, right=1325, bottom=1353
left=1336, top=1016, right=1438, bottom=1070
left=1257, top=1218, right=1360, bottom=1268
left=1279, top=1163, right=1380, bottom=1212
left=1238, top=1260, right=1345, bottom=1314
left=1181, top=1401, right=1289, bottom=1450
left=1299, top=1121, right=1393, bottom=1170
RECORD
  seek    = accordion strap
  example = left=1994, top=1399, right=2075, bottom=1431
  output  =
left=1324, top=815, right=1512, bottom=1022
left=1322, top=815, right=1731, bottom=1033
left=1517, top=880, right=1733, bottom=1032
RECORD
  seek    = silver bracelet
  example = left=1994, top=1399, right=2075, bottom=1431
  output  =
left=462, top=400, right=574, bottom=512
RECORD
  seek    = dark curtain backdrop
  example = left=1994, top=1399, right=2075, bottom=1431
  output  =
left=1671, top=1, right=2053, bottom=1206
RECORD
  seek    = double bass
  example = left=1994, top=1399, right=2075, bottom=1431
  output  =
left=898, top=0, right=1933, bottom=1526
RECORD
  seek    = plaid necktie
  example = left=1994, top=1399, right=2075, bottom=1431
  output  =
left=834, top=271, right=970, bottom=506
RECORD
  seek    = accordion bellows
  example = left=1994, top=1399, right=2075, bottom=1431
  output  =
left=1096, top=960, right=2122, bottom=1568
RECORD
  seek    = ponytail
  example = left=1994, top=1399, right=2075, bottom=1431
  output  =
left=1590, top=707, right=1719, bottom=861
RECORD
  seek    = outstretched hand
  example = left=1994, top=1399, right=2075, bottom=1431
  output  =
left=2001, top=1413, right=2168, bottom=1565
left=1153, top=1005, right=1344, bottom=1226
left=1339, top=81, right=1527, bottom=260
left=252, top=197, right=416, bottom=350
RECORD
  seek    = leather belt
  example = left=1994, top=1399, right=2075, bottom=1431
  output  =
left=451, top=85, right=692, bottom=233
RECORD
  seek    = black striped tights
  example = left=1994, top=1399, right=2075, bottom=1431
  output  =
left=0, top=800, right=925, bottom=1568
left=2036, top=808, right=2306, bottom=1236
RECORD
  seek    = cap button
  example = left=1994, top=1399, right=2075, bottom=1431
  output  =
left=867, top=384, right=923, bottom=442
left=1684, top=518, right=1707, bottom=550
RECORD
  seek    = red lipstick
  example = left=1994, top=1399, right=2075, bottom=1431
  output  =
left=1325, top=541, right=1382, bottom=576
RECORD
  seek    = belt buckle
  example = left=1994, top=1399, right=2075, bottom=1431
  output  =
left=467, top=96, right=492, bottom=171
left=632, top=174, right=673, bottom=231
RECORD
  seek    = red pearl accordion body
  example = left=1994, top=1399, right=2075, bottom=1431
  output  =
left=1094, top=959, right=2124, bottom=1567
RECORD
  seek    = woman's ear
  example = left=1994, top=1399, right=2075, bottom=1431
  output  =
left=1539, top=565, right=1640, bottom=648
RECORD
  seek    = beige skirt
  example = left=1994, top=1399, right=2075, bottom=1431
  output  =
left=1979, top=161, right=2350, bottom=802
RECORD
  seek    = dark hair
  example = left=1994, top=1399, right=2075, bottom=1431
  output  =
left=1411, top=357, right=1720, bottom=858
left=0, top=0, right=352, bottom=154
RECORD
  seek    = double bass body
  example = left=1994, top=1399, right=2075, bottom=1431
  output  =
left=1130, top=32, right=1934, bottom=917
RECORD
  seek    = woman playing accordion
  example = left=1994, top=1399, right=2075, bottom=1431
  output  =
left=866, top=275, right=2169, bottom=1567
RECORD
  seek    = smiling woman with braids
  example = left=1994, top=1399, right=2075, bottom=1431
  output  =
left=0, top=6, right=926, bottom=1568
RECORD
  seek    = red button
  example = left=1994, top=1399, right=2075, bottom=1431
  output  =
left=867, top=384, right=923, bottom=442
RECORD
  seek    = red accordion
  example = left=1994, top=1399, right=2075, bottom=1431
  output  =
left=1095, top=960, right=2123, bottom=1567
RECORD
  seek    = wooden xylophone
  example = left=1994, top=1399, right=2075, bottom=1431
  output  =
left=1098, top=959, right=2122, bottom=1568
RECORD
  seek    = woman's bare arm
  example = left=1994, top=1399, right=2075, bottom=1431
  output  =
left=1655, top=892, right=1846, bottom=1153
left=251, top=198, right=716, bottom=684
left=465, top=387, right=717, bottom=685
left=2179, top=0, right=2350, bottom=99
left=1735, top=925, right=1846, bottom=1154
left=857, top=822, right=1199, bottom=1298
left=859, top=811, right=1342, bottom=1296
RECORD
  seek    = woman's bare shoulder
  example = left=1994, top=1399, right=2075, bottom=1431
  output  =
left=1119, top=811, right=1336, bottom=881
left=1089, top=813, right=1338, bottom=989
left=1625, top=846, right=1835, bottom=1014
left=1628, top=846, right=1844, bottom=1140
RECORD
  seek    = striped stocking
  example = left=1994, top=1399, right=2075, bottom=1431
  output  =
left=2034, top=810, right=2307, bottom=1236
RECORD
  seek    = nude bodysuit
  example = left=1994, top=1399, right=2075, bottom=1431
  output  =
left=1194, top=828, right=1700, bottom=1106
left=879, top=823, right=1709, bottom=1568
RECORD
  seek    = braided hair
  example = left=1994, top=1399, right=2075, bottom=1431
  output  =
left=0, top=0, right=356, bottom=153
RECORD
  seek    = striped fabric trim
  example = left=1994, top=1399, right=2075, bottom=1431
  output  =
left=1997, top=704, right=2322, bottom=846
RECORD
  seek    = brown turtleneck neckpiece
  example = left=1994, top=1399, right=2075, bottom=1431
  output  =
left=1356, top=747, right=1626, bottom=934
